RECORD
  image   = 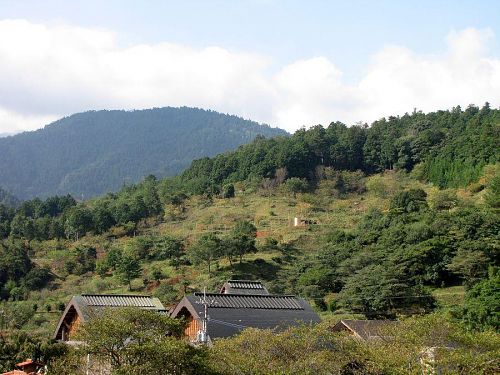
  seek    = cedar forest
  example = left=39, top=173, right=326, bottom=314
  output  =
left=0, top=104, right=498, bottom=374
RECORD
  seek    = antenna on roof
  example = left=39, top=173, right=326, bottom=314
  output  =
left=195, top=287, right=216, bottom=344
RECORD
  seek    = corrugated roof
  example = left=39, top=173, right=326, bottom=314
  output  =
left=54, top=294, right=166, bottom=340
left=220, top=280, right=270, bottom=295
left=193, top=292, right=303, bottom=310
left=171, top=293, right=321, bottom=339
left=227, top=280, right=265, bottom=289
left=81, top=294, right=159, bottom=308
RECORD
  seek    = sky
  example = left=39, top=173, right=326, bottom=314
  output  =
left=0, top=0, right=499, bottom=133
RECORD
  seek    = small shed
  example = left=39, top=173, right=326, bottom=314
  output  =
left=331, top=319, right=398, bottom=341
left=53, top=294, right=166, bottom=342
left=219, top=280, right=269, bottom=295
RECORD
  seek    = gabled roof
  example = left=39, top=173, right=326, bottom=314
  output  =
left=193, top=292, right=302, bottom=309
left=220, top=280, right=270, bottom=295
left=170, top=292, right=320, bottom=339
left=331, top=319, right=398, bottom=341
left=54, top=294, right=166, bottom=340
left=77, top=294, right=165, bottom=309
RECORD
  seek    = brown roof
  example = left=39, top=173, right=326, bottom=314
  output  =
left=331, top=319, right=398, bottom=341
left=15, top=360, right=42, bottom=368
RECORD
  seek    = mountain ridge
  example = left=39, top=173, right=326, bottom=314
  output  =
left=0, top=107, right=287, bottom=199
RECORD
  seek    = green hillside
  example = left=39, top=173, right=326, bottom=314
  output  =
left=0, top=104, right=498, bottom=373
left=0, top=107, right=287, bottom=199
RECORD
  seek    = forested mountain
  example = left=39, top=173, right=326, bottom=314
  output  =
left=0, top=187, right=19, bottom=208
left=0, top=107, right=286, bottom=199
left=180, top=104, right=499, bottom=194
left=0, top=132, right=16, bottom=138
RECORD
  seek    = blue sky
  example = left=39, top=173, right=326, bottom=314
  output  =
left=0, top=0, right=499, bottom=132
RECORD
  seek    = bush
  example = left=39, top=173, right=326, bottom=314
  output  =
left=462, top=269, right=500, bottom=331
left=390, top=189, right=428, bottom=213
left=221, top=184, right=235, bottom=198
left=153, top=283, right=178, bottom=304
left=283, top=178, right=309, bottom=197
left=429, top=189, right=459, bottom=210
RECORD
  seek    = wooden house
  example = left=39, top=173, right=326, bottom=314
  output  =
left=331, top=319, right=398, bottom=341
left=53, top=294, right=166, bottom=342
left=170, top=280, right=320, bottom=342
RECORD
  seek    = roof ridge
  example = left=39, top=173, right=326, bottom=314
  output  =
left=228, top=280, right=263, bottom=282
left=80, top=293, right=153, bottom=297
left=194, top=292, right=298, bottom=298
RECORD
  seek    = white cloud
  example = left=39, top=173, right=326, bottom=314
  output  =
left=0, top=20, right=498, bottom=134
left=0, top=107, right=58, bottom=134
left=356, top=28, right=500, bottom=122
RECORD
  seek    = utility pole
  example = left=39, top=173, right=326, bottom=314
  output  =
left=195, top=288, right=216, bottom=344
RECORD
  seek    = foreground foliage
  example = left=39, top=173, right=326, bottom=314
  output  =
left=51, top=309, right=212, bottom=375
left=0, top=331, right=66, bottom=373
left=210, top=315, right=500, bottom=375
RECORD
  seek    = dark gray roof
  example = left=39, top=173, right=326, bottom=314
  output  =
left=332, top=320, right=398, bottom=341
left=220, top=280, right=270, bottom=295
left=195, top=292, right=302, bottom=309
left=54, top=294, right=166, bottom=340
left=171, top=292, right=321, bottom=339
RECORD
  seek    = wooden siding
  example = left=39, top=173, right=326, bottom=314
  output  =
left=185, top=316, right=201, bottom=341
left=68, top=314, right=81, bottom=340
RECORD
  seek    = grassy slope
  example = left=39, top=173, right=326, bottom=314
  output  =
left=24, top=170, right=483, bottom=337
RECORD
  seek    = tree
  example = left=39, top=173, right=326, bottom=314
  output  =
left=283, top=177, right=309, bottom=197
left=66, top=245, right=97, bottom=275
left=9, top=214, right=35, bottom=240
left=22, top=266, right=52, bottom=290
left=484, top=174, right=500, bottom=208
left=117, top=256, right=141, bottom=291
left=150, top=235, right=184, bottom=260
left=0, top=204, right=14, bottom=238
left=92, top=205, right=115, bottom=234
left=141, top=175, right=162, bottom=217
left=73, top=308, right=210, bottom=375
left=390, top=189, right=428, bottom=213
left=0, top=331, right=67, bottom=373
left=188, top=233, right=222, bottom=274
left=339, top=263, right=435, bottom=318
left=64, top=206, right=93, bottom=240
left=227, top=220, right=257, bottom=264
left=447, top=248, right=489, bottom=287
left=150, top=266, right=164, bottom=282
left=208, top=323, right=365, bottom=375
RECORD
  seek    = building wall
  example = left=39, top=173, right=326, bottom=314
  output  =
left=68, top=314, right=81, bottom=340
left=185, top=316, right=201, bottom=341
